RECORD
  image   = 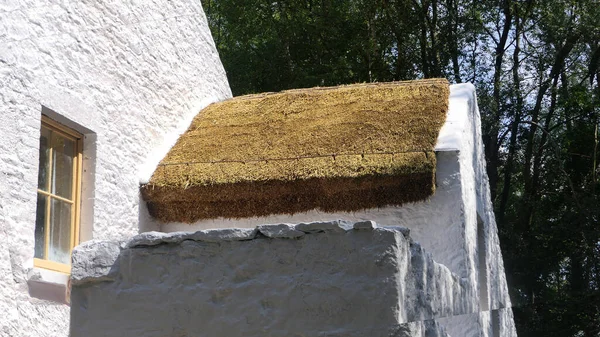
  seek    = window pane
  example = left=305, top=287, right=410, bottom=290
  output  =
left=51, top=133, right=75, bottom=199
left=48, top=198, right=72, bottom=265
left=37, top=127, right=51, bottom=191
left=34, top=194, right=47, bottom=259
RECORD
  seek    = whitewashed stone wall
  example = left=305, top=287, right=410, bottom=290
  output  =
left=70, top=222, right=471, bottom=337
left=0, top=0, right=231, bottom=335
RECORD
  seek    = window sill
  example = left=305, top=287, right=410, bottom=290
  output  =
left=27, top=266, right=70, bottom=305
left=34, top=258, right=71, bottom=273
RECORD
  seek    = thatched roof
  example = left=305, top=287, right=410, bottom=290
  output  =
left=142, top=79, right=449, bottom=222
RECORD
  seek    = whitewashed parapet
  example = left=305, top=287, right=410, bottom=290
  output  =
left=70, top=221, right=475, bottom=337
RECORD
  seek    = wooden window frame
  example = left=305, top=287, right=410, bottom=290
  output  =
left=34, top=116, right=83, bottom=274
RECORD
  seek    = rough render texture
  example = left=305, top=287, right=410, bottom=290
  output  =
left=0, top=0, right=231, bottom=335
left=71, top=222, right=472, bottom=337
left=437, top=308, right=518, bottom=337
left=152, top=84, right=517, bottom=335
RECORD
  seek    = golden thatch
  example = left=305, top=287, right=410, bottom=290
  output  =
left=142, top=79, right=449, bottom=222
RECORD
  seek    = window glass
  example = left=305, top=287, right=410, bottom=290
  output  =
left=34, top=194, right=47, bottom=259
left=49, top=198, right=72, bottom=264
left=37, top=127, right=51, bottom=191
left=51, top=132, right=74, bottom=199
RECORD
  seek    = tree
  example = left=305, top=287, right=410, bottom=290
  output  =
left=201, top=0, right=600, bottom=335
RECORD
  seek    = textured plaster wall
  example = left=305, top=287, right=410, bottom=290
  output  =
left=70, top=222, right=472, bottom=337
left=437, top=308, right=518, bottom=337
left=450, top=84, right=512, bottom=312
left=0, top=0, right=231, bottom=335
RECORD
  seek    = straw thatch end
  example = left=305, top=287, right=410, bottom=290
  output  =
left=142, top=79, right=449, bottom=222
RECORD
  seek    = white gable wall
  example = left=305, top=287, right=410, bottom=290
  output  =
left=0, top=0, right=231, bottom=335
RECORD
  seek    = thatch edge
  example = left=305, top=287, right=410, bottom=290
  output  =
left=141, top=79, right=449, bottom=222
left=141, top=171, right=435, bottom=223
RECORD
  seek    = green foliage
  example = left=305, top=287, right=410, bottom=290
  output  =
left=201, top=0, right=600, bottom=335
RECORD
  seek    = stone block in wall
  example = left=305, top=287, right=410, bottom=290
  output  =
left=70, top=221, right=476, bottom=337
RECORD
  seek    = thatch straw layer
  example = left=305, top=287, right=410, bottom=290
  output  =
left=142, top=79, right=449, bottom=222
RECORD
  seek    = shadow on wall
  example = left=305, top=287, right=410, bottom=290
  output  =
left=138, top=195, right=160, bottom=233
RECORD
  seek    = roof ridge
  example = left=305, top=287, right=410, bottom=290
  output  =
left=228, top=78, right=448, bottom=101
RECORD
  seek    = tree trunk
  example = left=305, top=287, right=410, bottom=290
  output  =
left=498, top=3, right=521, bottom=223
left=416, top=0, right=431, bottom=77
left=448, top=0, right=462, bottom=83
left=485, top=0, right=512, bottom=201
left=520, top=34, right=581, bottom=230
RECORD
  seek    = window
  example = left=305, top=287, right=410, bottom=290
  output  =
left=34, top=116, right=83, bottom=273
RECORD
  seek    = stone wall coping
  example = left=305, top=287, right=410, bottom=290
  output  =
left=71, top=220, right=411, bottom=286
left=124, top=220, right=412, bottom=248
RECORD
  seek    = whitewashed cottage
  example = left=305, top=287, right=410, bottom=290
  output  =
left=0, top=0, right=517, bottom=336
left=71, top=80, right=518, bottom=336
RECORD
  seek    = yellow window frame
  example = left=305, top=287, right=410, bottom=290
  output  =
left=34, top=116, right=83, bottom=274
